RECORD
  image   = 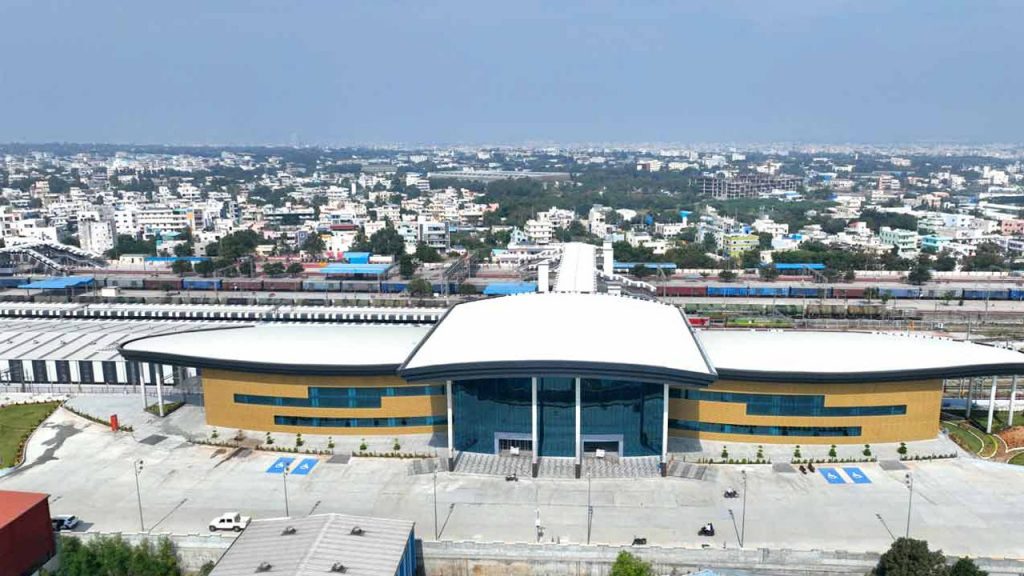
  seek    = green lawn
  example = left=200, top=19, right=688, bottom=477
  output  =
left=1008, top=452, right=1024, bottom=466
left=942, top=421, right=984, bottom=454
left=0, top=402, right=60, bottom=468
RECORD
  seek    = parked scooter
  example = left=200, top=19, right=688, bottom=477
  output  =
left=723, top=489, right=739, bottom=498
left=698, top=523, right=716, bottom=537
left=632, top=536, right=647, bottom=546
left=505, top=472, right=518, bottom=482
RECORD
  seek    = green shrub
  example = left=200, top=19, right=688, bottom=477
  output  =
left=828, top=444, right=837, bottom=458
left=721, top=446, right=729, bottom=459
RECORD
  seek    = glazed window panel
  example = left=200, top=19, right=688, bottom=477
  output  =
left=274, top=415, right=446, bottom=428
left=235, top=385, right=444, bottom=409
left=669, top=419, right=861, bottom=437
left=670, top=389, right=905, bottom=417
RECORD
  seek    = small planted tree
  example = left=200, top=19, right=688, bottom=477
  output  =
left=828, top=444, right=837, bottom=459
left=295, top=433, right=304, bottom=448
left=863, top=444, right=872, bottom=457
left=793, top=445, right=802, bottom=459
left=898, top=442, right=908, bottom=456
left=359, top=438, right=368, bottom=452
left=327, top=436, right=335, bottom=450
left=721, top=446, right=729, bottom=460
left=265, top=432, right=274, bottom=445
left=393, top=438, right=401, bottom=452
left=756, top=445, right=764, bottom=461
left=210, top=428, right=219, bottom=440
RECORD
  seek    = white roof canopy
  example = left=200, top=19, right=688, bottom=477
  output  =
left=400, top=293, right=716, bottom=385
left=699, top=330, right=1024, bottom=382
left=121, top=324, right=430, bottom=375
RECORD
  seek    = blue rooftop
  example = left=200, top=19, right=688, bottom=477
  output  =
left=771, top=263, right=826, bottom=270
left=145, top=256, right=211, bottom=263
left=18, top=275, right=95, bottom=289
left=483, top=282, right=537, bottom=295
left=318, top=263, right=392, bottom=275
left=614, top=262, right=677, bottom=270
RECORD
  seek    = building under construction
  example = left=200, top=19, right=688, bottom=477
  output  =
left=699, top=174, right=803, bottom=200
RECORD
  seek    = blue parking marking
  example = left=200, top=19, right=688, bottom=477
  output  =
left=842, top=467, right=871, bottom=484
left=290, top=458, right=318, bottom=476
left=818, top=467, right=846, bottom=484
left=266, top=457, right=295, bottom=474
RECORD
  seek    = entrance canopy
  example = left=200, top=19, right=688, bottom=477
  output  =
left=399, top=293, right=716, bottom=385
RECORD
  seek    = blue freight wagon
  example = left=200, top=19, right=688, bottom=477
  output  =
left=963, top=289, right=1008, bottom=300
left=707, top=286, right=749, bottom=297
left=748, top=287, right=788, bottom=297
left=183, top=278, right=222, bottom=291
left=789, top=286, right=827, bottom=298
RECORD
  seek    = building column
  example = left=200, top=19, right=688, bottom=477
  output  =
left=966, top=378, right=974, bottom=418
left=531, top=377, right=539, bottom=478
left=574, top=377, right=581, bottom=479
left=987, top=376, right=998, bottom=434
left=661, top=384, right=669, bottom=477
left=445, top=380, right=454, bottom=472
left=155, top=365, right=165, bottom=418
left=1009, top=375, right=1018, bottom=427
left=139, top=362, right=148, bottom=410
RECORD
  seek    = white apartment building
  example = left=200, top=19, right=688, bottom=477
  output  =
left=525, top=218, right=555, bottom=245
left=879, top=226, right=919, bottom=257
left=79, top=219, right=116, bottom=255
left=751, top=216, right=789, bottom=237
left=115, top=205, right=195, bottom=238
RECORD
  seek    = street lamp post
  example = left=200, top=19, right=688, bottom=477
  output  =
left=283, top=464, right=291, bottom=518
left=433, top=471, right=439, bottom=540
left=904, top=473, right=913, bottom=539
left=740, top=469, right=747, bottom=548
left=133, top=460, right=145, bottom=532
left=586, top=471, right=593, bottom=545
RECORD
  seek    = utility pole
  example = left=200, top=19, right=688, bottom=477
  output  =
left=133, top=460, right=145, bottom=532
left=283, top=464, right=291, bottom=517
left=586, top=470, right=593, bottom=545
left=904, top=473, right=914, bottom=539
left=740, top=469, right=747, bottom=548
left=433, top=470, right=439, bottom=540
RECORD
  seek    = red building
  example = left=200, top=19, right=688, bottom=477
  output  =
left=0, top=491, right=55, bottom=576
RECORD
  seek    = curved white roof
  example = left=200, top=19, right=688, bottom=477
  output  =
left=120, top=324, right=430, bottom=375
left=400, top=293, right=716, bottom=385
left=699, top=330, right=1024, bottom=382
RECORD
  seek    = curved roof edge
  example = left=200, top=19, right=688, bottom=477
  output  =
left=117, top=325, right=404, bottom=377
left=716, top=363, right=1024, bottom=384
left=399, top=360, right=718, bottom=386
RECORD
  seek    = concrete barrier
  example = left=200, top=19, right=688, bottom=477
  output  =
left=420, top=541, right=1024, bottom=576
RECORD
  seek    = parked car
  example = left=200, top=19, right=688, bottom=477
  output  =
left=209, top=512, right=251, bottom=532
left=52, top=515, right=80, bottom=531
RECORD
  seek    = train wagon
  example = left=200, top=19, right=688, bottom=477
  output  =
left=380, top=282, right=408, bottom=294
left=223, top=279, right=264, bottom=291
left=879, top=287, right=921, bottom=299
left=748, top=286, right=788, bottom=297
left=142, top=278, right=183, bottom=291
left=789, top=286, right=828, bottom=298
left=103, top=277, right=145, bottom=289
left=659, top=285, right=708, bottom=297
left=707, top=286, right=749, bottom=297
left=182, top=278, right=223, bottom=291
left=832, top=287, right=866, bottom=299
left=302, top=280, right=342, bottom=292
left=962, top=289, right=1009, bottom=300
left=262, top=279, right=304, bottom=292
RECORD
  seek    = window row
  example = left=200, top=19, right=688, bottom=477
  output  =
left=669, top=419, right=862, bottom=437
left=274, top=414, right=446, bottom=428
left=235, top=385, right=444, bottom=409
left=671, top=389, right=905, bottom=417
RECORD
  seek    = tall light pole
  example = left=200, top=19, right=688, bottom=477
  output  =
left=904, top=473, right=913, bottom=539
left=283, top=464, right=291, bottom=518
left=133, top=459, right=145, bottom=532
left=740, top=469, right=747, bottom=548
left=433, top=470, right=438, bottom=540
left=586, top=470, right=593, bottom=545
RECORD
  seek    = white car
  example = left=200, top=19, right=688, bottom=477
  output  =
left=52, top=515, right=80, bottom=531
left=208, top=512, right=251, bottom=532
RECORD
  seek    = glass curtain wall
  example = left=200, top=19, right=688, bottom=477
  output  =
left=581, top=379, right=662, bottom=456
left=453, top=378, right=531, bottom=454
left=538, top=377, right=576, bottom=457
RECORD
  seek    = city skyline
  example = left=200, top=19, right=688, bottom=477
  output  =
left=1, top=1, right=1022, bottom=145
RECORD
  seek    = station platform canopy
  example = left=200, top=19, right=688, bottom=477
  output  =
left=17, top=275, right=95, bottom=289
left=771, top=263, right=825, bottom=271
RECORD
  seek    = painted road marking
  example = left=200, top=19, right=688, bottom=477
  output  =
left=266, top=457, right=295, bottom=474
left=842, top=467, right=871, bottom=484
left=290, top=458, right=318, bottom=476
left=818, top=467, right=846, bottom=484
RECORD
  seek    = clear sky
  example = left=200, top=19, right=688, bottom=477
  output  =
left=1, top=0, right=1021, bottom=146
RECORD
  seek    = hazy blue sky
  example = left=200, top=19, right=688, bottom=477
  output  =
left=1, top=0, right=1021, bottom=145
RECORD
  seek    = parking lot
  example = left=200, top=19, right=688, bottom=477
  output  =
left=3, top=406, right=1024, bottom=558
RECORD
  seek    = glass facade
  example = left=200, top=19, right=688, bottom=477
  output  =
left=671, top=389, right=906, bottom=417
left=670, top=419, right=861, bottom=437
left=452, top=376, right=664, bottom=457
left=581, top=379, right=662, bottom=456
left=236, top=385, right=444, bottom=409
left=274, top=415, right=445, bottom=428
left=453, top=378, right=532, bottom=454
